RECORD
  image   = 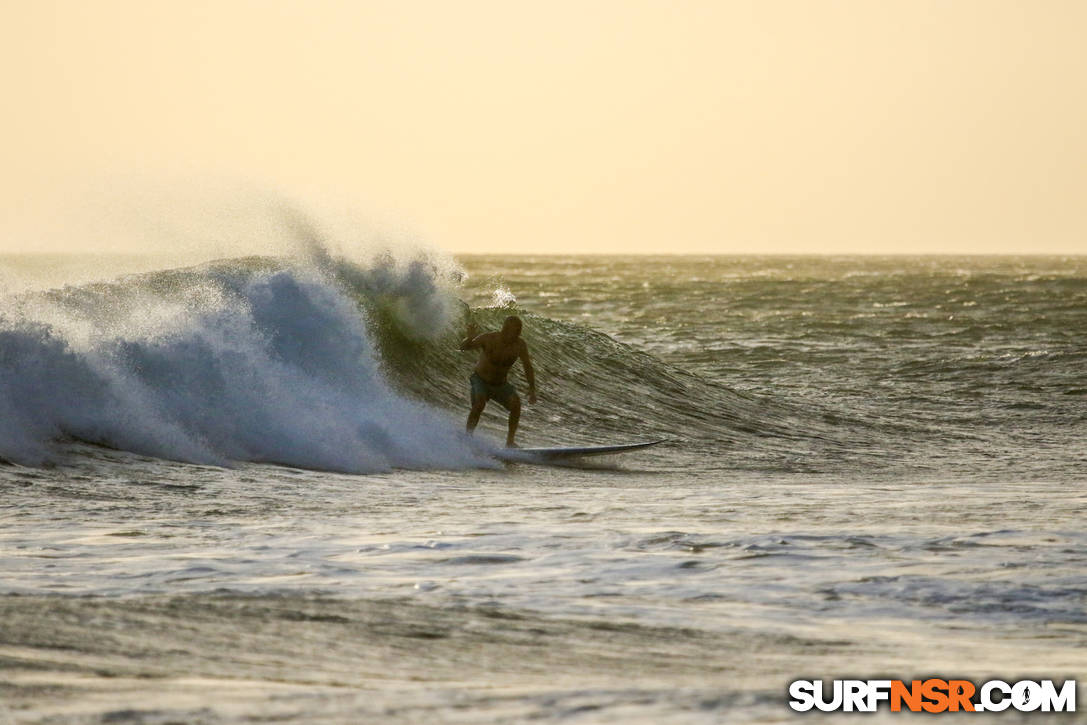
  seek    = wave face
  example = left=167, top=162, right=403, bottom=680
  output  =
left=0, top=256, right=490, bottom=471
left=0, top=250, right=851, bottom=473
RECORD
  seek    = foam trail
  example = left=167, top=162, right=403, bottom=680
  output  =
left=0, top=259, right=494, bottom=472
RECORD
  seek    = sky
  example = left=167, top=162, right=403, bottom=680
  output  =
left=2, top=0, right=1085, bottom=255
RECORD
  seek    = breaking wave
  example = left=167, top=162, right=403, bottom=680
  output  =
left=0, top=254, right=492, bottom=471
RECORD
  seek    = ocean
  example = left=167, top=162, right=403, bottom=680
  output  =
left=1, top=251, right=1084, bottom=723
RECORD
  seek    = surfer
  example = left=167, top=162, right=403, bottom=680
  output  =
left=460, top=315, right=537, bottom=447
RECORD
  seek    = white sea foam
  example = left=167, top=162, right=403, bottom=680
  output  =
left=0, top=259, right=493, bottom=471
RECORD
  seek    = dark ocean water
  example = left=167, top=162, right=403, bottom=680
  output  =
left=457, top=255, right=1087, bottom=479
left=1, top=252, right=1084, bottom=723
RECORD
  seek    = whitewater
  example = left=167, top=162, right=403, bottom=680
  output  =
left=1, top=248, right=1084, bottom=724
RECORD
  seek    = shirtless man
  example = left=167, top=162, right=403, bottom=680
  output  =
left=460, top=315, right=537, bottom=447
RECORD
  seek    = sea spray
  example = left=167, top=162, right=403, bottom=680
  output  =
left=0, top=257, right=493, bottom=471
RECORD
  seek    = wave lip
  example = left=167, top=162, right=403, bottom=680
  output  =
left=0, top=259, right=491, bottom=473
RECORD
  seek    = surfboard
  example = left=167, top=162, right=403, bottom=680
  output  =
left=492, top=439, right=665, bottom=463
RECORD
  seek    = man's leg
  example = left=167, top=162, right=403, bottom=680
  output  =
left=505, top=394, right=521, bottom=447
left=466, top=396, right=487, bottom=433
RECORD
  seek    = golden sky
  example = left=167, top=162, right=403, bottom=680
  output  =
left=2, top=0, right=1085, bottom=254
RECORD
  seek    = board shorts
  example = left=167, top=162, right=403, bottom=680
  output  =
left=470, top=372, right=517, bottom=409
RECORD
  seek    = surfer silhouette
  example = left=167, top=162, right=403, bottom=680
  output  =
left=460, top=315, right=537, bottom=447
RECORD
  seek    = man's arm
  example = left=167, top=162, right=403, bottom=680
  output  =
left=459, top=322, right=483, bottom=350
left=519, top=340, right=537, bottom=404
